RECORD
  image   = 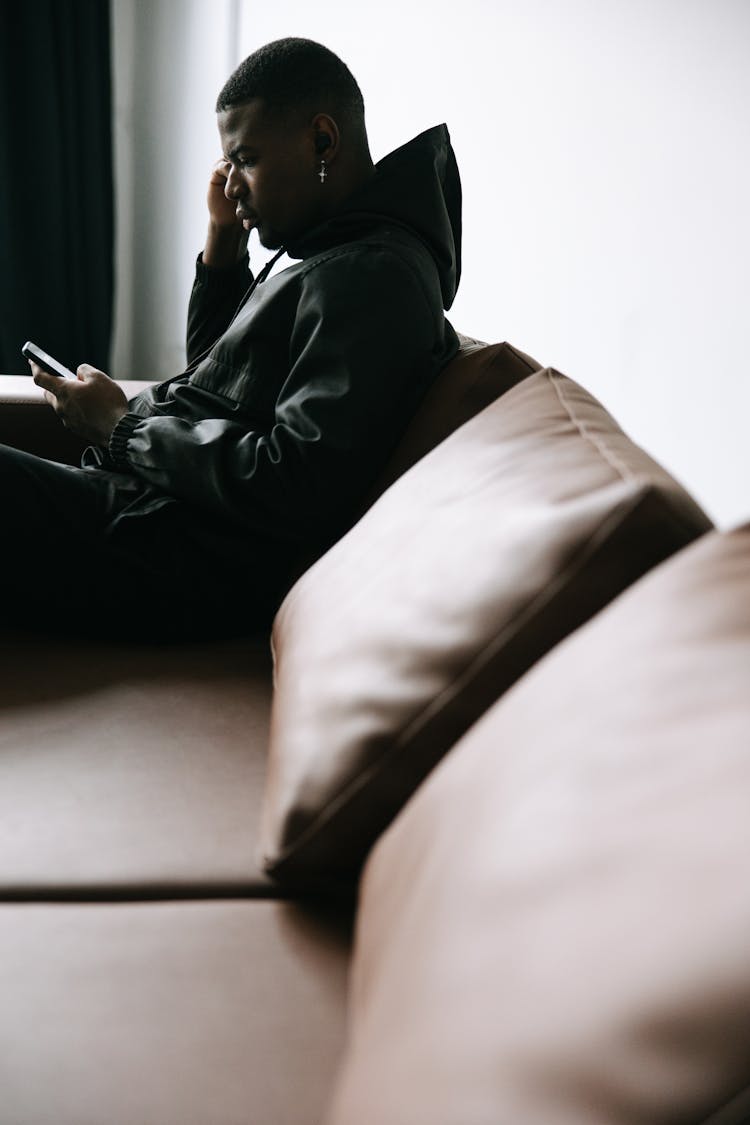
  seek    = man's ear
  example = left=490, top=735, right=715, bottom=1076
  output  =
left=310, top=113, right=340, bottom=165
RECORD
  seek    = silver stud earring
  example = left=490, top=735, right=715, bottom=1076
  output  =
left=318, top=159, right=327, bottom=184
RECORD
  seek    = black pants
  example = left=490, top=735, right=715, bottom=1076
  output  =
left=0, top=444, right=281, bottom=642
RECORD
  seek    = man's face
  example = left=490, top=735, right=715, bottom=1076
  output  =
left=218, top=99, right=323, bottom=249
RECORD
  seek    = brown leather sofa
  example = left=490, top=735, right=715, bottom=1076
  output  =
left=1, top=340, right=747, bottom=1125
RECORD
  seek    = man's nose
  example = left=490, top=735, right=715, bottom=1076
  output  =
left=224, top=167, right=245, bottom=199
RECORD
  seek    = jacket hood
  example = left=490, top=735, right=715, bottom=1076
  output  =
left=287, top=124, right=462, bottom=310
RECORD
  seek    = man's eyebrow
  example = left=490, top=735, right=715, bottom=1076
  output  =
left=226, top=144, right=254, bottom=160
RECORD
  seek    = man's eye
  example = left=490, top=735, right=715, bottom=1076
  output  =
left=239, top=157, right=256, bottom=168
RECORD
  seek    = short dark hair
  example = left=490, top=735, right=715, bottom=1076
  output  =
left=216, top=38, right=365, bottom=128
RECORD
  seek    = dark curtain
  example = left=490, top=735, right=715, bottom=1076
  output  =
left=0, top=0, right=113, bottom=374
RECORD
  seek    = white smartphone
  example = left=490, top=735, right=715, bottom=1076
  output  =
left=22, top=341, right=76, bottom=380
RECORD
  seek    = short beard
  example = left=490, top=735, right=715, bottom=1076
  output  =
left=257, top=224, right=284, bottom=250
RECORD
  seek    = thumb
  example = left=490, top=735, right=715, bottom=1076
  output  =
left=76, top=363, right=105, bottom=382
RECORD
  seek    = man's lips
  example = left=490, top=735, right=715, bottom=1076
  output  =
left=237, top=211, right=258, bottom=231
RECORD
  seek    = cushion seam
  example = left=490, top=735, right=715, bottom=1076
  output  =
left=547, top=370, right=638, bottom=483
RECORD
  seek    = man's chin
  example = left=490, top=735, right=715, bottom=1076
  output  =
left=257, top=225, right=283, bottom=251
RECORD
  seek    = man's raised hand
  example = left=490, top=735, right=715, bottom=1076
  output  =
left=203, top=159, right=250, bottom=268
left=207, top=159, right=239, bottom=228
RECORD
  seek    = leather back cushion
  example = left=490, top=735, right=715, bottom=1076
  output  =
left=325, top=526, right=750, bottom=1125
left=260, top=362, right=713, bottom=885
left=357, top=336, right=541, bottom=509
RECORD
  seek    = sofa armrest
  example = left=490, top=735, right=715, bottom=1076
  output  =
left=0, top=375, right=156, bottom=465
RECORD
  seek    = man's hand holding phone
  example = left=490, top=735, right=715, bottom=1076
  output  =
left=24, top=342, right=129, bottom=446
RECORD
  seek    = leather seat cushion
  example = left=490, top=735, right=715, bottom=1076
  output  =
left=0, top=897, right=351, bottom=1125
left=0, top=633, right=279, bottom=896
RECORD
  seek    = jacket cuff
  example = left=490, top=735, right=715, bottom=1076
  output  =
left=195, top=251, right=252, bottom=291
left=108, top=412, right=143, bottom=467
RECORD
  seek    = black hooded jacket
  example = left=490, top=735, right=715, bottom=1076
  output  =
left=102, top=124, right=461, bottom=597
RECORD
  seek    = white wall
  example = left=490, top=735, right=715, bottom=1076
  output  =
left=112, top=0, right=750, bottom=527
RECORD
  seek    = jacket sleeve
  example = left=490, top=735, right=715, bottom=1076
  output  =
left=107, top=248, right=438, bottom=547
left=186, top=251, right=253, bottom=365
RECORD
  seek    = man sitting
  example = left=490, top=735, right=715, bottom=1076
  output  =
left=16, top=37, right=462, bottom=640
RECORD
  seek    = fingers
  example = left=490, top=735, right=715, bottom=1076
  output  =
left=31, top=360, right=109, bottom=402
left=30, top=364, right=67, bottom=416
left=209, top=158, right=232, bottom=185
left=30, top=361, right=64, bottom=395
